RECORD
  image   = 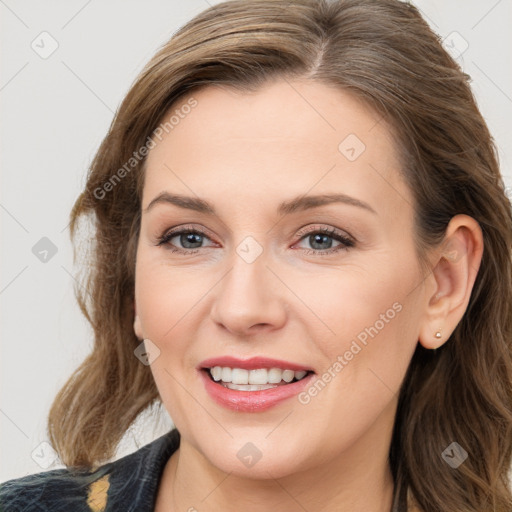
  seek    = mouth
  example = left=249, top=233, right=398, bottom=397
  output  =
left=201, top=366, right=315, bottom=391
left=197, top=356, right=317, bottom=411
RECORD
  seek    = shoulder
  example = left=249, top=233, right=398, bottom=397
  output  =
left=0, top=465, right=95, bottom=512
left=0, top=428, right=180, bottom=512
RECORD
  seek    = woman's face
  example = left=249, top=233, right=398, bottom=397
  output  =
left=134, top=79, right=431, bottom=479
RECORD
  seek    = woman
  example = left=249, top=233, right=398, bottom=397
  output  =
left=1, top=0, right=511, bottom=511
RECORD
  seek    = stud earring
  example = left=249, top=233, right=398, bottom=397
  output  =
left=435, top=330, right=442, bottom=339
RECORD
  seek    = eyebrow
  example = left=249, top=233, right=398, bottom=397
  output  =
left=144, top=191, right=377, bottom=216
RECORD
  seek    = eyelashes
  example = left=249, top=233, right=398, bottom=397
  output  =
left=156, top=224, right=355, bottom=257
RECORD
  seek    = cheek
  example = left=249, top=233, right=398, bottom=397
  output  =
left=134, top=257, right=201, bottom=423
left=312, top=256, right=421, bottom=390
left=305, top=270, right=405, bottom=349
left=293, top=265, right=420, bottom=446
left=134, top=254, right=206, bottom=341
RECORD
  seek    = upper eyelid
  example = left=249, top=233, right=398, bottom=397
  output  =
left=161, top=224, right=354, bottom=245
left=162, top=223, right=350, bottom=236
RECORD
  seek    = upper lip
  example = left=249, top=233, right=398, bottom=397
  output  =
left=198, top=356, right=315, bottom=373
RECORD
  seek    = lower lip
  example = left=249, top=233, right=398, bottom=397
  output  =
left=199, top=369, right=315, bottom=412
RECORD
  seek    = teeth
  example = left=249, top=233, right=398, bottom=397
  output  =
left=232, top=368, right=249, bottom=384
left=282, top=370, right=295, bottom=383
left=248, top=368, right=268, bottom=385
left=225, top=383, right=277, bottom=391
left=209, top=366, right=309, bottom=385
left=221, top=367, right=232, bottom=382
left=210, top=366, right=222, bottom=381
left=268, top=367, right=282, bottom=383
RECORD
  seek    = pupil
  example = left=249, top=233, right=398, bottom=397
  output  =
left=182, top=233, right=202, bottom=249
left=311, top=233, right=332, bottom=250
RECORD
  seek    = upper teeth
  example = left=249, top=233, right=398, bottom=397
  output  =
left=209, top=367, right=308, bottom=385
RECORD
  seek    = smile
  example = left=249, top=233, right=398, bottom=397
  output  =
left=207, top=366, right=311, bottom=390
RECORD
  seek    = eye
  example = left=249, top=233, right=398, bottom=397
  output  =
left=156, top=225, right=215, bottom=254
left=156, top=224, right=355, bottom=256
left=293, top=225, right=354, bottom=255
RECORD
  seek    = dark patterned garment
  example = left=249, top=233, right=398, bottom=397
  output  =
left=0, top=428, right=180, bottom=512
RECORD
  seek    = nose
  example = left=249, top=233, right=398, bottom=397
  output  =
left=210, top=250, right=288, bottom=337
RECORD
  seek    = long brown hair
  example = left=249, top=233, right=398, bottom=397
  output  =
left=47, top=0, right=512, bottom=510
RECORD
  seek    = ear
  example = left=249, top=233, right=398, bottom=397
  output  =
left=133, top=299, right=144, bottom=340
left=418, top=214, right=484, bottom=349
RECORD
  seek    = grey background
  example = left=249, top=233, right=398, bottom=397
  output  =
left=1, top=0, right=511, bottom=482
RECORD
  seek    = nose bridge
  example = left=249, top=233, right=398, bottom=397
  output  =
left=210, top=237, right=287, bottom=334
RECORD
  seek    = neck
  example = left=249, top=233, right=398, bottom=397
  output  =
left=167, top=449, right=393, bottom=512
left=156, top=413, right=396, bottom=512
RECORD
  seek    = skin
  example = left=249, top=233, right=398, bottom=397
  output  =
left=133, top=79, right=483, bottom=512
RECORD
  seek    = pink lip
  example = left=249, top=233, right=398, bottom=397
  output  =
left=197, top=356, right=314, bottom=372
left=198, top=370, right=315, bottom=412
left=197, top=358, right=316, bottom=412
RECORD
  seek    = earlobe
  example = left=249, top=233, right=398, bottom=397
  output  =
left=134, top=315, right=143, bottom=340
left=133, top=301, right=143, bottom=340
left=418, top=214, right=484, bottom=350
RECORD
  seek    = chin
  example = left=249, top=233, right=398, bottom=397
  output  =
left=196, top=435, right=313, bottom=480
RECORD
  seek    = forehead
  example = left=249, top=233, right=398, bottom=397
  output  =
left=142, top=79, right=411, bottom=220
